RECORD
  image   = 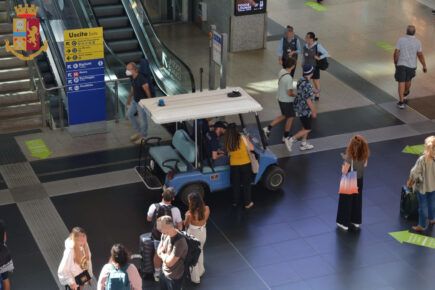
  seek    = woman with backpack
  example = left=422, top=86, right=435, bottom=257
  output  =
left=97, top=244, right=142, bottom=290
left=58, top=227, right=93, bottom=290
left=409, top=136, right=435, bottom=232
left=184, top=192, right=210, bottom=284
left=336, top=135, right=370, bottom=231
left=302, top=32, right=329, bottom=101
left=224, top=123, right=255, bottom=209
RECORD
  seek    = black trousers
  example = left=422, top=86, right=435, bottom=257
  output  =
left=230, top=163, right=252, bottom=206
left=336, top=178, right=363, bottom=227
left=160, top=272, right=183, bottom=290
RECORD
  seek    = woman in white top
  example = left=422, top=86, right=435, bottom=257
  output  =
left=409, top=136, right=435, bottom=232
left=97, top=244, right=142, bottom=290
left=184, top=192, right=210, bottom=284
left=58, top=227, right=93, bottom=290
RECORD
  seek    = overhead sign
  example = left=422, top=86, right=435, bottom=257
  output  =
left=235, top=0, right=266, bottom=16
left=390, top=230, right=435, bottom=249
left=64, top=27, right=106, bottom=125
left=25, top=139, right=52, bottom=159
left=212, top=31, right=222, bottom=66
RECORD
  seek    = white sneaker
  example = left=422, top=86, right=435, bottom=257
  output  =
left=351, top=223, right=361, bottom=229
left=337, top=223, right=349, bottom=231
left=300, top=142, right=314, bottom=151
left=263, top=126, right=271, bottom=138
left=284, top=137, right=294, bottom=152
left=130, top=133, right=140, bottom=142
left=281, top=137, right=286, bottom=143
left=153, top=272, right=160, bottom=282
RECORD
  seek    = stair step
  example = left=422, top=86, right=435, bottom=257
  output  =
left=0, top=34, right=12, bottom=44
left=98, top=16, right=129, bottom=29
left=0, top=91, right=38, bottom=106
left=89, top=0, right=120, bottom=6
left=93, top=4, right=124, bottom=18
left=0, top=57, right=27, bottom=69
left=104, top=27, right=135, bottom=41
left=0, top=115, right=42, bottom=134
left=0, top=23, right=12, bottom=34
left=0, top=2, right=7, bottom=12
left=0, top=47, right=13, bottom=58
left=111, top=51, right=143, bottom=63
left=0, top=67, right=30, bottom=81
left=0, top=11, right=7, bottom=22
left=0, top=102, right=41, bottom=119
left=107, top=39, right=139, bottom=53
left=0, top=79, right=32, bottom=93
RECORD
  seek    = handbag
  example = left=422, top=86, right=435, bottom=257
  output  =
left=74, top=269, right=91, bottom=286
left=242, top=136, right=259, bottom=173
left=315, top=44, right=329, bottom=70
left=338, top=160, right=358, bottom=194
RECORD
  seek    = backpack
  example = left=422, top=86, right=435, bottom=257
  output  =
left=105, top=264, right=130, bottom=290
left=139, top=58, right=156, bottom=98
left=151, top=203, right=173, bottom=240
left=173, top=231, right=201, bottom=280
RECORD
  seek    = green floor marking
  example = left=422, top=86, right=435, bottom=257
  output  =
left=389, top=230, right=435, bottom=249
left=25, top=139, right=52, bottom=159
left=305, top=1, right=327, bottom=12
left=402, top=144, right=424, bottom=155
left=376, top=41, right=395, bottom=52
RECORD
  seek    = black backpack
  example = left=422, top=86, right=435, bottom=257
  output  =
left=173, top=231, right=201, bottom=279
left=151, top=203, right=173, bottom=240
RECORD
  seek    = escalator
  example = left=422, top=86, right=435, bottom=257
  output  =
left=89, top=0, right=143, bottom=64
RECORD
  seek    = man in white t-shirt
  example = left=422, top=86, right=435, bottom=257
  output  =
left=263, top=57, right=297, bottom=146
left=146, top=188, right=182, bottom=282
left=394, top=25, right=427, bottom=109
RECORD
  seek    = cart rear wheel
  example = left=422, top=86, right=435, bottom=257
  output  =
left=262, top=165, right=285, bottom=191
left=179, top=184, right=205, bottom=205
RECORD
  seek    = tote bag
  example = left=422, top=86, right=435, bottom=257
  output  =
left=338, top=160, right=358, bottom=194
left=242, top=136, right=259, bottom=174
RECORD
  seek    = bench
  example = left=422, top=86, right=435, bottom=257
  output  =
left=149, top=130, right=196, bottom=173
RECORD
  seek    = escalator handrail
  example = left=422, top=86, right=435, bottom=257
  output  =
left=133, top=0, right=195, bottom=93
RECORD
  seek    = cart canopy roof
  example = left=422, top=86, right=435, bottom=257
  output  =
left=139, top=87, right=263, bottom=124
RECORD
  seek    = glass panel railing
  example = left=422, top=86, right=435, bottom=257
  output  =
left=122, top=0, right=195, bottom=95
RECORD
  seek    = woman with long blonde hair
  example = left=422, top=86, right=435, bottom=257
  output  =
left=336, top=135, right=370, bottom=231
left=409, top=136, right=435, bottom=232
left=58, top=227, right=93, bottom=290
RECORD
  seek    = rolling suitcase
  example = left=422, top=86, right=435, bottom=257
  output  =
left=400, top=186, right=418, bottom=220
left=139, top=232, right=155, bottom=276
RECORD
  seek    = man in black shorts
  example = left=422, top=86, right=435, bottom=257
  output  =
left=286, top=65, right=318, bottom=152
left=394, top=25, right=427, bottom=109
left=263, top=58, right=297, bottom=144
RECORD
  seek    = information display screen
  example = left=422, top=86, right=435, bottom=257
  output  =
left=235, top=0, right=266, bottom=16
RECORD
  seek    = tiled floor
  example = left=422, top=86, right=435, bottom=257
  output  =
left=0, top=0, right=434, bottom=289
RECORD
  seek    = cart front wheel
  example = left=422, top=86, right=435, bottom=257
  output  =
left=262, top=165, right=285, bottom=191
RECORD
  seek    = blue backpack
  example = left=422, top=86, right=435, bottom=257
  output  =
left=105, top=264, right=130, bottom=290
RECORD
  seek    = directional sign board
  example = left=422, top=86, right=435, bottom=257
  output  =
left=212, top=31, right=222, bottom=66
left=64, top=27, right=106, bottom=125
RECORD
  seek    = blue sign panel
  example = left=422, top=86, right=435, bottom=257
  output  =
left=64, top=27, right=105, bottom=126
left=65, top=58, right=106, bottom=125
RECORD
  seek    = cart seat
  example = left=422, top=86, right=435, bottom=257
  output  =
left=202, top=165, right=230, bottom=173
left=149, top=130, right=195, bottom=173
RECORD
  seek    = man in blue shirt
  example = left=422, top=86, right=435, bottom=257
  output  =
left=205, top=121, right=228, bottom=166
left=276, top=26, right=301, bottom=77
